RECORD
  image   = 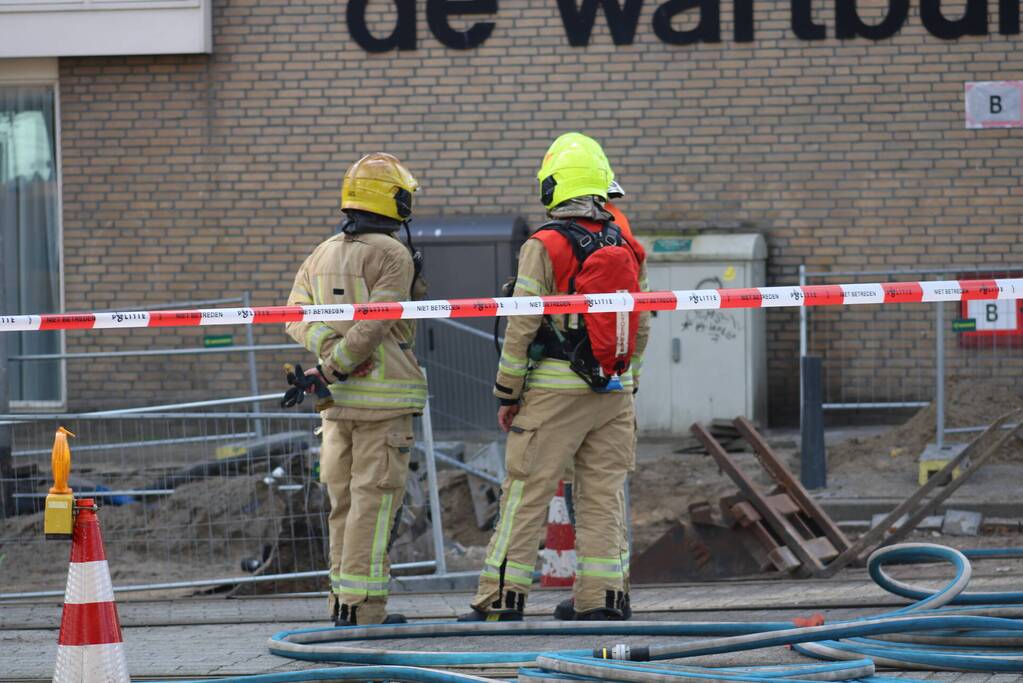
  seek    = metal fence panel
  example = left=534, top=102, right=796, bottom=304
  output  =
left=1, top=411, right=318, bottom=596
left=0, top=298, right=508, bottom=598
left=416, top=318, right=503, bottom=440
left=802, top=266, right=1023, bottom=414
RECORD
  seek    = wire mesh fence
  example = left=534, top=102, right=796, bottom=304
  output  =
left=0, top=296, right=518, bottom=599
left=0, top=407, right=454, bottom=598
left=3, top=410, right=317, bottom=596
left=416, top=318, right=504, bottom=440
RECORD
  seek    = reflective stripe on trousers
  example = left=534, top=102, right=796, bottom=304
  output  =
left=576, top=556, right=624, bottom=580
left=481, top=558, right=533, bottom=587
left=336, top=573, right=389, bottom=598
left=486, top=480, right=526, bottom=569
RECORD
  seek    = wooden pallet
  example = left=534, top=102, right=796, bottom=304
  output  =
left=691, top=419, right=852, bottom=577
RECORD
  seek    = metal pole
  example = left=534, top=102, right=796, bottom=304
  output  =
left=420, top=380, right=447, bottom=575
left=799, top=265, right=807, bottom=359
left=98, top=295, right=245, bottom=312
left=432, top=450, right=501, bottom=486
left=798, top=264, right=807, bottom=427
left=0, top=561, right=438, bottom=600
left=13, top=431, right=259, bottom=458
left=1, top=411, right=318, bottom=424
left=823, top=401, right=929, bottom=410
left=84, top=393, right=283, bottom=415
left=436, top=316, right=504, bottom=344
left=243, top=291, right=263, bottom=438
left=0, top=283, right=11, bottom=519
left=11, top=342, right=300, bottom=362
left=936, top=301, right=945, bottom=450
left=800, top=355, right=826, bottom=489
left=946, top=422, right=1020, bottom=434
left=0, top=220, right=12, bottom=519
left=14, top=489, right=175, bottom=499
left=802, top=265, right=1006, bottom=279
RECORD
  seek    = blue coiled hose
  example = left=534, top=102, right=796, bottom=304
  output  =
left=792, top=543, right=1023, bottom=671
left=162, top=543, right=1023, bottom=683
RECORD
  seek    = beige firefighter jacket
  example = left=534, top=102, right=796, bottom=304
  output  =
left=286, top=231, right=427, bottom=422
left=494, top=236, right=651, bottom=401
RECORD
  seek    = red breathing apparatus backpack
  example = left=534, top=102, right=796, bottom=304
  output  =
left=534, top=220, right=641, bottom=392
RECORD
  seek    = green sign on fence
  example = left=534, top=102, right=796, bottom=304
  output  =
left=952, top=319, right=977, bottom=333
left=203, top=334, right=234, bottom=348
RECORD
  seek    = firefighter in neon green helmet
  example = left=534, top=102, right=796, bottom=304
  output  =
left=537, top=132, right=615, bottom=210
left=285, top=152, right=427, bottom=626
left=461, top=133, right=650, bottom=622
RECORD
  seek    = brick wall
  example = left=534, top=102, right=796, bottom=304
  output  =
left=57, top=0, right=1023, bottom=420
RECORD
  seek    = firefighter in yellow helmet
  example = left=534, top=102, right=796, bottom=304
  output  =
left=285, top=152, right=427, bottom=625
left=460, top=133, right=650, bottom=622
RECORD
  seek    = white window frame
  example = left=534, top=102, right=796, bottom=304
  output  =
left=1, top=58, right=67, bottom=411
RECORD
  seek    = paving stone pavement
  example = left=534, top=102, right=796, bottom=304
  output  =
left=3, top=575, right=1022, bottom=682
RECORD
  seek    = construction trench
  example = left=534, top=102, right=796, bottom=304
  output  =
left=4, top=282, right=1023, bottom=682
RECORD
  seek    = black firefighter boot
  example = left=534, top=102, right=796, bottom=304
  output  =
left=554, top=591, right=631, bottom=621
left=334, top=603, right=408, bottom=627
left=457, top=606, right=524, bottom=622
left=458, top=591, right=525, bottom=622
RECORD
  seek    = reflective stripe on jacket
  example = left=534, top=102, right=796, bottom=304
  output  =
left=286, top=231, right=427, bottom=421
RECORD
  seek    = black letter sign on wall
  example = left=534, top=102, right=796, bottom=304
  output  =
left=921, top=0, right=986, bottom=38
left=734, top=0, right=755, bottom=41
left=653, top=0, right=722, bottom=44
left=347, top=0, right=416, bottom=52
left=791, top=0, right=826, bottom=38
left=427, top=0, right=498, bottom=49
left=835, top=0, right=909, bottom=39
left=1001, top=0, right=1020, bottom=34
left=556, top=0, right=645, bottom=46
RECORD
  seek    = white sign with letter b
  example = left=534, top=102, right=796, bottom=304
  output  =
left=965, top=81, right=1023, bottom=129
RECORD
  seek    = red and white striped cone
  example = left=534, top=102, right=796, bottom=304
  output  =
left=54, top=498, right=129, bottom=683
left=540, top=481, right=576, bottom=587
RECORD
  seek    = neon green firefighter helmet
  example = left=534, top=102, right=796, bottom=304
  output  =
left=537, top=132, right=614, bottom=210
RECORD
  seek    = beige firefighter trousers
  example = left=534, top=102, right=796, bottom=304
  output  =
left=562, top=405, right=636, bottom=593
left=320, top=413, right=414, bottom=624
left=472, top=388, right=634, bottom=614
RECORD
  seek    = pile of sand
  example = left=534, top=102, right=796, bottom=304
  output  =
left=829, top=380, right=1023, bottom=474
left=0, top=476, right=288, bottom=595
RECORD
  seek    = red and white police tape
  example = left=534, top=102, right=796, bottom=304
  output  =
left=2, top=278, right=1021, bottom=332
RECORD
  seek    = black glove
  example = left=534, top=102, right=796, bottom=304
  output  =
left=281, top=363, right=335, bottom=410
left=281, top=385, right=306, bottom=409
left=281, top=363, right=309, bottom=408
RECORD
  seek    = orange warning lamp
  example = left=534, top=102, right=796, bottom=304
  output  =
left=44, top=427, right=76, bottom=539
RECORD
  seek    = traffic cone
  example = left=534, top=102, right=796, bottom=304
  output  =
left=540, top=480, right=576, bottom=587
left=53, top=498, right=129, bottom=683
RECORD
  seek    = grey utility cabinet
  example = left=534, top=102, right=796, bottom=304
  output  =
left=409, top=215, right=528, bottom=321
left=634, top=234, right=768, bottom=436
left=409, top=215, right=529, bottom=433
